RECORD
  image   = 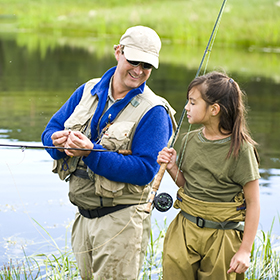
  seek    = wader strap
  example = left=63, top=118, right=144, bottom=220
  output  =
left=78, top=204, right=134, bottom=219
left=180, top=210, right=244, bottom=232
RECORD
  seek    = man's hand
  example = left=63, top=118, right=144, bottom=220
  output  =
left=51, top=130, right=71, bottom=152
left=65, top=131, right=94, bottom=157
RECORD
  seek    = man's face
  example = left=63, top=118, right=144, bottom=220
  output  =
left=114, top=46, right=152, bottom=94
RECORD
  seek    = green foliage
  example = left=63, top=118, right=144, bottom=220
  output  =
left=0, top=251, right=79, bottom=280
left=1, top=0, right=279, bottom=47
left=0, top=219, right=79, bottom=280
left=0, top=259, right=39, bottom=279
left=140, top=218, right=167, bottom=279
left=1, top=218, right=280, bottom=279
left=246, top=217, right=280, bottom=279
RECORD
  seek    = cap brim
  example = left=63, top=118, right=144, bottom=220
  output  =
left=124, top=47, right=159, bottom=69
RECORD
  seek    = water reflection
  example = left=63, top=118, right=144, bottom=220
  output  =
left=0, top=33, right=280, bottom=265
left=1, top=142, right=280, bottom=266
left=1, top=33, right=280, bottom=169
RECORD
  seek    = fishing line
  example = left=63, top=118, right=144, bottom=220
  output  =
left=4, top=155, right=61, bottom=252
left=200, top=3, right=224, bottom=77
left=174, top=124, right=192, bottom=184
left=2, top=146, right=146, bottom=256
left=170, top=0, right=228, bottom=149
left=175, top=0, right=227, bottom=175
left=145, top=0, right=228, bottom=212
left=0, top=143, right=131, bottom=155
left=74, top=189, right=146, bottom=255
left=2, top=0, right=229, bottom=259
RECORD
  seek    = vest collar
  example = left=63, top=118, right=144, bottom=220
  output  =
left=89, top=66, right=147, bottom=138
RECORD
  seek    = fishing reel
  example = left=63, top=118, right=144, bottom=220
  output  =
left=153, top=192, right=173, bottom=212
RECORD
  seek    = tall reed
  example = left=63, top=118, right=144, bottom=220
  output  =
left=1, top=217, right=280, bottom=279
left=245, top=217, right=280, bottom=279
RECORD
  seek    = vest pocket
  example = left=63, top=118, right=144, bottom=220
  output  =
left=100, top=121, right=135, bottom=151
left=127, top=184, right=145, bottom=194
left=52, top=156, right=80, bottom=181
left=94, top=175, right=125, bottom=198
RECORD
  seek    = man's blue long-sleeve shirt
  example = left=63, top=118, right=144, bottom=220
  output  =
left=42, top=67, right=173, bottom=186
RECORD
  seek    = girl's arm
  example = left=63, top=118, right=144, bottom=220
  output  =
left=227, top=179, right=260, bottom=274
left=157, top=147, right=186, bottom=187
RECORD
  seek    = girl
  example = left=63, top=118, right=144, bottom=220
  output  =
left=157, top=71, right=260, bottom=280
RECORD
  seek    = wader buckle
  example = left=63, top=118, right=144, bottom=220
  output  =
left=196, top=216, right=205, bottom=228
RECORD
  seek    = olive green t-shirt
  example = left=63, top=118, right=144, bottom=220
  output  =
left=177, top=128, right=260, bottom=202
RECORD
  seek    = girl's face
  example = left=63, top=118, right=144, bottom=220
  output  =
left=185, top=86, right=212, bottom=124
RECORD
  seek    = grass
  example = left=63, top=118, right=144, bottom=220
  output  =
left=0, top=0, right=279, bottom=48
left=246, top=218, right=280, bottom=279
left=140, top=219, right=167, bottom=280
left=1, top=217, right=280, bottom=280
left=0, top=251, right=79, bottom=280
left=0, top=219, right=79, bottom=280
left=1, top=0, right=279, bottom=83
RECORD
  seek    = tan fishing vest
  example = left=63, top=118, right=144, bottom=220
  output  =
left=53, top=78, right=176, bottom=209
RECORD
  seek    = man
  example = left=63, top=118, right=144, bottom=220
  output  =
left=42, top=25, right=176, bottom=280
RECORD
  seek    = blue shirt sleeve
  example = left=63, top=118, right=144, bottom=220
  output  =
left=42, top=85, right=174, bottom=186
left=83, top=105, right=173, bottom=185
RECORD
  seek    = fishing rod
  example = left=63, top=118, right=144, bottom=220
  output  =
left=0, top=143, right=132, bottom=155
left=145, top=0, right=228, bottom=213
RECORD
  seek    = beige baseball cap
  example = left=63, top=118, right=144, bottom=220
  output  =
left=119, top=26, right=161, bottom=69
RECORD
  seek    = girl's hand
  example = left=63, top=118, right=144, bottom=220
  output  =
left=65, top=131, right=93, bottom=157
left=158, top=147, right=186, bottom=187
left=228, top=179, right=260, bottom=274
left=227, top=249, right=250, bottom=274
left=157, top=147, right=177, bottom=171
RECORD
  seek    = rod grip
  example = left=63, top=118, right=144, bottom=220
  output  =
left=118, top=150, right=132, bottom=155
left=144, top=162, right=168, bottom=213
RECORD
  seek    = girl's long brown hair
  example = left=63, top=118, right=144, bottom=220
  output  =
left=187, top=71, right=258, bottom=161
